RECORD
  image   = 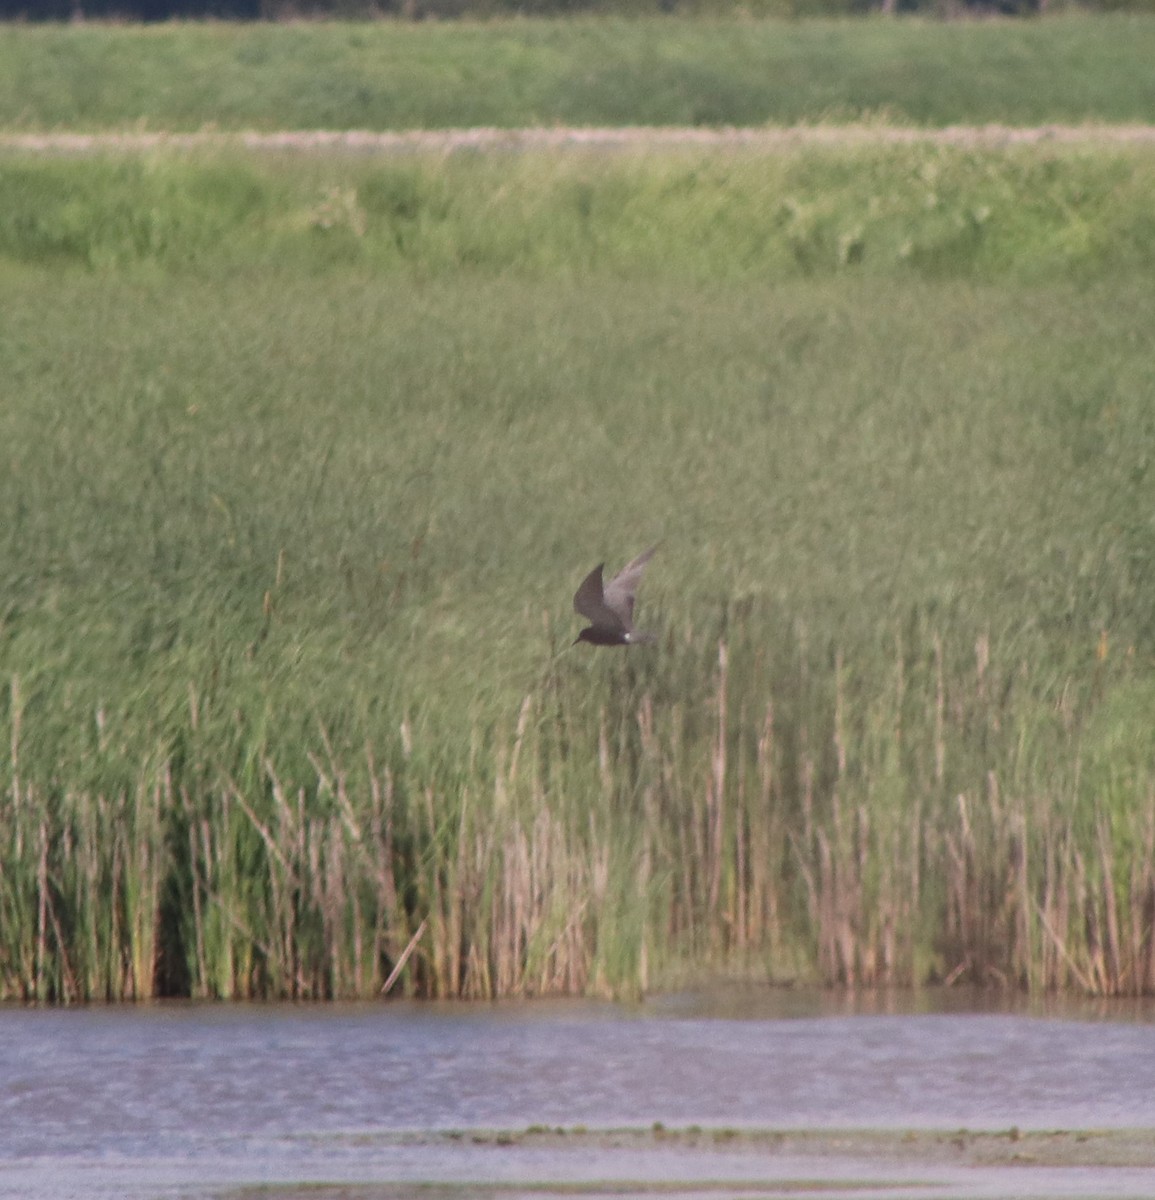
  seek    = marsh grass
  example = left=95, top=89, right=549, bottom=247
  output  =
left=3, top=228, right=1155, bottom=1000
left=6, top=608, right=1154, bottom=1001
left=3, top=16, right=1155, bottom=132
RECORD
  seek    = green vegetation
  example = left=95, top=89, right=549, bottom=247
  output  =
left=2, top=139, right=1155, bottom=1002
left=3, top=15, right=1155, bottom=132
left=3, top=141, right=1155, bottom=279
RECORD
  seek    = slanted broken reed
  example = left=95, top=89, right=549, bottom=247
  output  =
left=3, top=610, right=1152, bottom=1003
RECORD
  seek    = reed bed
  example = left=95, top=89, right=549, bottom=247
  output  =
left=3, top=613, right=1152, bottom=1002
left=3, top=146, right=1155, bottom=1001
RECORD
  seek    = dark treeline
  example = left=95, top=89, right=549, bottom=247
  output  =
left=0, top=0, right=1134, bottom=23
left=0, top=0, right=261, bottom=17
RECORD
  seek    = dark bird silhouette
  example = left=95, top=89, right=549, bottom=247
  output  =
left=573, top=546, right=658, bottom=647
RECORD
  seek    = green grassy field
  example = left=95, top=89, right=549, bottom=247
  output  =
left=3, top=136, right=1155, bottom=1001
left=2, top=15, right=1155, bottom=132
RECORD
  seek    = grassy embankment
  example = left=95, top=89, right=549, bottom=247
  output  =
left=2, top=15, right=1155, bottom=131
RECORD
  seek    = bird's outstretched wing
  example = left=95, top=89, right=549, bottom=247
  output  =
left=573, top=563, right=627, bottom=634
left=602, top=545, right=657, bottom=629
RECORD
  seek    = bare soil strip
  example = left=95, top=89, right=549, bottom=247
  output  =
left=5, top=123, right=1155, bottom=154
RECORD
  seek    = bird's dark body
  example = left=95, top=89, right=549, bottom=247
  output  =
left=572, top=546, right=658, bottom=648
left=575, top=627, right=630, bottom=647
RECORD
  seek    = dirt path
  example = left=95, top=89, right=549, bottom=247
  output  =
left=5, top=123, right=1155, bottom=154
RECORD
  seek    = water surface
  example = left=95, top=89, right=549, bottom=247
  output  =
left=3, top=986, right=1155, bottom=1199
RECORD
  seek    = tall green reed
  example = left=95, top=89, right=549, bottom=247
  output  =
left=4, top=607, right=1151, bottom=1002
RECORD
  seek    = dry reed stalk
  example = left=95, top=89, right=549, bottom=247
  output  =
left=462, top=850, right=493, bottom=998
left=1139, top=803, right=1155, bottom=994
left=877, top=854, right=895, bottom=982
left=230, top=776, right=295, bottom=989
left=1053, top=825, right=1073, bottom=990
left=444, top=783, right=474, bottom=999
left=999, top=809, right=1025, bottom=988
left=108, top=802, right=124, bottom=995
left=534, top=809, right=561, bottom=993
left=598, top=708, right=613, bottom=803
left=892, top=631, right=905, bottom=752
left=187, top=816, right=208, bottom=997
left=46, top=890, right=78, bottom=1004
left=460, top=805, right=498, bottom=999
left=1097, top=818, right=1122, bottom=994
left=903, top=792, right=922, bottom=983
left=934, top=634, right=945, bottom=786
left=843, top=805, right=868, bottom=983
left=858, top=802, right=899, bottom=984
left=1075, top=850, right=1109, bottom=994
left=734, top=699, right=749, bottom=953
left=0, top=786, right=31, bottom=997
left=856, top=803, right=871, bottom=971
left=674, top=777, right=696, bottom=948
left=423, top=783, right=466, bottom=999
left=265, top=765, right=308, bottom=993
left=943, top=791, right=977, bottom=984
left=325, top=818, right=349, bottom=997
left=789, top=736, right=823, bottom=974
left=1034, top=891, right=1095, bottom=993
left=35, top=818, right=48, bottom=1003
left=499, top=822, right=528, bottom=995
left=367, top=754, right=400, bottom=974
left=1038, top=824, right=1059, bottom=989
left=753, top=701, right=779, bottom=955
left=975, top=632, right=990, bottom=696
left=489, top=832, right=506, bottom=995
left=1127, top=847, right=1144, bottom=996
left=126, top=772, right=167, bottom=1000
left=833, top=651, right=847, bottom=780
left=708, top=641, right=728, bottom=935
left=656, top=703, right=694, bottom=948
left=816, top=773, right=865, bottom=986
left=308, top=740, right=364, bottom=996
left=1142, top=882, right=1155, bottom=996
left=8, top=676, right=21, bottom=808
left=381, top=917, right=427, bottom=995
left=1070, top=831, right=1100, bottom=995
left=201, top=807, right=245, bottom=997
left=636, top=692, right=657, bottom=983
left=73, top=789, right=103, bottom=998
left=801, top=749, right=815, bottom=856
left=510, top=694, right=533, bottom=791
left=814, top=827, right=838, bottom=982
left=509, top=818, right=535, bottom=996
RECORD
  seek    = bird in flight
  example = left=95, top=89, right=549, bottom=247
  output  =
left=573, top=546, right=658, bottom=647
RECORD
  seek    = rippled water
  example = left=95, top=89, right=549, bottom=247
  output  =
left=3, top=987, right=1155, bottom=1199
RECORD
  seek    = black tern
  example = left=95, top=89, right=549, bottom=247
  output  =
left=573, top=546, right=658, bottom=647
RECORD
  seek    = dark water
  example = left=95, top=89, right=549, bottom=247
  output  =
left=3, top=987, right=1155, bottom=1199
